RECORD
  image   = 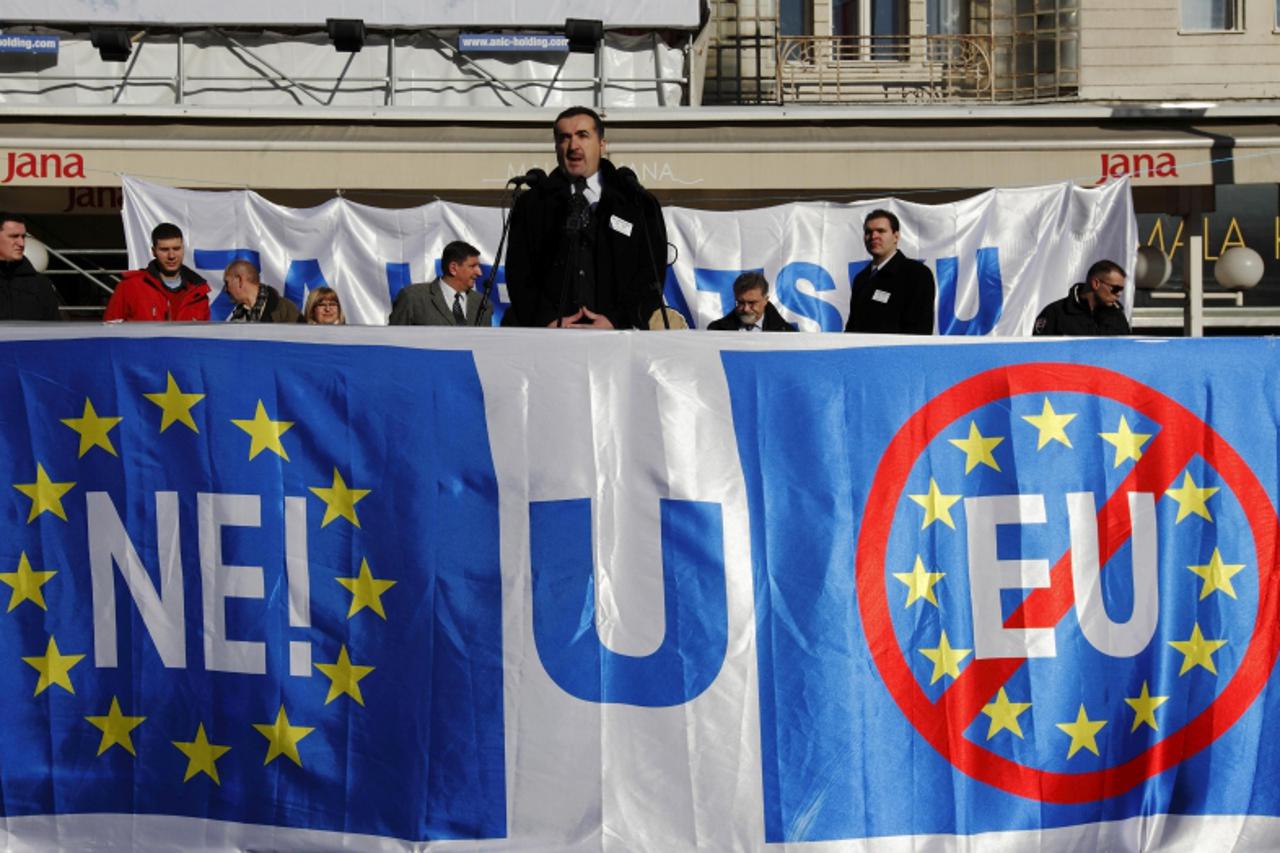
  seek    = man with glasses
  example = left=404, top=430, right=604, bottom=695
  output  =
left=1032, top=259, right=1131, bottom=336
left=707, top=272, right=795, bottom=332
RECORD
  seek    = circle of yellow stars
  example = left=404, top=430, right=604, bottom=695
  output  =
left=5, top=370, right=403, bottom=783
left=894, top=396, right=1243, bottom=759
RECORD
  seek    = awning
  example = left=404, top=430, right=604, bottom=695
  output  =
left=1, top=112, right=1277, bottom=200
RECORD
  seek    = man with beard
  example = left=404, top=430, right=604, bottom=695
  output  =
left=707, top=272, right=795, bottom=332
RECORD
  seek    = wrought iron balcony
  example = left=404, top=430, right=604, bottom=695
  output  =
left=776, top=34, right=996, bottom=103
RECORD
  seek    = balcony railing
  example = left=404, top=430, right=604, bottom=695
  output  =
left=776, top=34, right=995, bottom=103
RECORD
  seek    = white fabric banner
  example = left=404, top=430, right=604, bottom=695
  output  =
left=5, top=0, right=700, bottom=28
left=1, top=32, right=683, bottom=109
left=121, top=175, right=1136, bottom=334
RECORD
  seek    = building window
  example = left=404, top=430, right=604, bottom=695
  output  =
left=780, top=0, right=813, bottom=35
left=928, top=0, right=969, bottom=35
left=1181, top=0, right=1240, bottom=30
left=833, top=0, right=907, bottom=37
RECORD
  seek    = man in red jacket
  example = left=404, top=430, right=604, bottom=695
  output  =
left=104, top=222, right=210, bottom=321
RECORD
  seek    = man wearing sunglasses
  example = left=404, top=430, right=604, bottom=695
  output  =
left=1032, top=259, right=1130, bottom=336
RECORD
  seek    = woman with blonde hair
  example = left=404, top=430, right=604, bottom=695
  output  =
left=303, top=287, right=345, bottom=324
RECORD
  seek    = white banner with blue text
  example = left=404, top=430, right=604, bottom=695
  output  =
left=121, top=175, right=1136, bottom=334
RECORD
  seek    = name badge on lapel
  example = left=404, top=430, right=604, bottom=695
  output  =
left=610, top=215, right=634, bottom=237
left=872, top=289, right=891, bottom=304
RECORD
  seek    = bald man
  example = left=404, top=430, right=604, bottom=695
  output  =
left=222, top=260, right=301, bottom=323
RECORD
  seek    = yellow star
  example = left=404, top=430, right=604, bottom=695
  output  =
left=1164, top=472, right=1219, bottom=524
left=1056, top=704, right=1107, bottom=758
left=892, top=555, right=945, bottom=608
left=315, top=645, right=375, bottom=705
left=60, top=398, right=123, bottom=458
left=948, top=421, right=1003, bottom=474
left=143, top=372, right=205, bottom=433
left=252, top=705, right=315, bottom=767
left=1099, top=415, right=1152, bottom=468
left=172, top=723, right=231, bottom=784
left=13, top=463, right=75, bottom=523
left=1187, top=548, right=1246, bottom=601
left=908, top=478, right=962, bottom=530
left=1124, top=680, right=1169, bottom=733
left=336, top=558, right=397, bottom=619
left=230, top=400, right=294, bottom=461
left=918, top=630, right=971, bottom=684
left=1169, top=623, right=1228, bottom=676
left=0, top=551, right=57, bottom=612
left=22, top=635, right=85, bottom=696
left=980, top=687, right=1032, bottom=739
left=1021, top=398, right=1076, bottom=450
left=309, top=468, right=371, bottom=528
left=85, top=696, right=146, bottom=756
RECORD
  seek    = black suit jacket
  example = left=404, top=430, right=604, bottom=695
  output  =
left=505, top=160, right=667, bottom=329
left=707, top=302, right=795, bottom=331
left=844, top=250, right=935, bottom=335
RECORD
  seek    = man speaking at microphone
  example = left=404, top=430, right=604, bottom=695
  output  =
left=505, top=106, right=668, bottom=329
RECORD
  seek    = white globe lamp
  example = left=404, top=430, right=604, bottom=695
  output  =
left=1133, top=245, right=1171, bottom=290
left=1214, top=246, right=1264, bottom=290
left=23, top=235, right=50, bottom=273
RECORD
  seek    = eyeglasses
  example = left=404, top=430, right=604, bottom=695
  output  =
left=316, top=301, right=339, bottom=309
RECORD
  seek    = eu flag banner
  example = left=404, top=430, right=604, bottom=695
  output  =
left=723, top=337, right=1280, bottom=848
left=0, top=329, right=504, bottom=847
left=3, top=326, right=1280, bottom=852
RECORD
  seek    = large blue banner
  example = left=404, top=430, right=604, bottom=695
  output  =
left=0, top=334, right=505, bottom=843
left=1, top=327, right=1279, bottom=851
left=725, top=339, right=1280, bottom=843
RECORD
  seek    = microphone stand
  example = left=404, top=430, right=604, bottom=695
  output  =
left=474, top=204, right=509, bottom=327
left=618, top=167, right=673, bottom=330
left=477, top=169, right=545, bottom=326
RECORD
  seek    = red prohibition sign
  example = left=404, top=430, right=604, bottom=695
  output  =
left=856, top=363, right=1280, bottom=804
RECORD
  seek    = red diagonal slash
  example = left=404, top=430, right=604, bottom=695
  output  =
left=856, top=363, right=1280, bottom=803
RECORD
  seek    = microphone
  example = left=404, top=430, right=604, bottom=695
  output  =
left=507, top=168, right=547, bottom=188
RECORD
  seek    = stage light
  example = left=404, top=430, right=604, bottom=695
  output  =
left=90, top=28, right=132, bottom=62
left=564, top=18, right=603, bottom=53
left=326, top=18, right=366, bottom=53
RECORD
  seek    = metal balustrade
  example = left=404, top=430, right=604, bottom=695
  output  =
left=775, top=34, right=996, bottom=103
